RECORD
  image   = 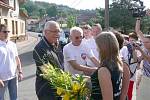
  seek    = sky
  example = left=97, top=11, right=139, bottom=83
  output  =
left=33, top=0, right=150, bottom=10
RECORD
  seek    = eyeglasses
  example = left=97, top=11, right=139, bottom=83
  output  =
left=46, top=30, right=60, bottom=33
left=1, top=31, right=10, bottom=33
left=75, top=36, right=83, bottom=40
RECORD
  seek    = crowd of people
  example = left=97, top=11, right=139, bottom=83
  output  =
left=32, top=17, right=150, bottom=100
left=0, top=11, right=150, bottom=100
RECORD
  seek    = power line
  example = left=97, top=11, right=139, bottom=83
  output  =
left=72, top=0, right=82, bottom=8
left=70, top=0, right=80, bottom=7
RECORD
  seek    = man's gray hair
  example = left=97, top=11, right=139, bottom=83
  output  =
left=43, top=21, right=60, bottom=36
left=44, top=21, right=59, bottom=30
left=70, top=26, right=83, bottom=36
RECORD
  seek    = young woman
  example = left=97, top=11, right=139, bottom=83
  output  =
left=91, top=32, right=129, bottom=100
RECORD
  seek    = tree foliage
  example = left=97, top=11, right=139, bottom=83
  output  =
left=67, top=16, right=76, bottom=28
left=39, top=8, right=46, bottom=18
left=20, top=0, right=78, bottom=18
left=95, top=8, right=105, bottom=28
left=20, top=0, right=38, bottom=16
left=109, top=0, right=135, bottom=34
left=20, top=0, right=150, bottom=33
left=46, top=5, right=57, bottom=17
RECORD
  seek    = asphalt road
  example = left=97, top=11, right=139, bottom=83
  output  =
left=17, top=33, right=39, bottom=100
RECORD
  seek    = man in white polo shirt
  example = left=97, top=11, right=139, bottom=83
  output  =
left=0, top=24, right=23, bottom=100
left=63, top=27, right=99, bottom=76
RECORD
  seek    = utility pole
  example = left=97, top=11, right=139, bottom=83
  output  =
left=60, top=11, right=63, bottom=28
left=105, top=0, right=109, bottom=30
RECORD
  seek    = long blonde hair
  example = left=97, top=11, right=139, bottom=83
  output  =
left=95, top=32, right=123, bottom=72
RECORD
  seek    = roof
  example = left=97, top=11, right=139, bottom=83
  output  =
left=0, top=1, right=14, bottom=10
left=19, top=10, right=28, bottom=18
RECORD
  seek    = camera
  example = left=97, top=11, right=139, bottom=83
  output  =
left=132, top=41, right=142, bottom=47
left=129, top=0, right=146, bottom=17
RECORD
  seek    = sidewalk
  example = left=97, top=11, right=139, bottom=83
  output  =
left=16, top=35, right=38, bottom=50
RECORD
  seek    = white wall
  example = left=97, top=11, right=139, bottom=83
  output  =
left=0, top=0, right=26, bottom=37
left=8, top=0, right=19, bottom=18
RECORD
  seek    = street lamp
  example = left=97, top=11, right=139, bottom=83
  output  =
left=105, top=0, right=109, bottom=30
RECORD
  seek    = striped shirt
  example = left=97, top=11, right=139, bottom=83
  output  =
left=143, top=49, right=150, bottom=77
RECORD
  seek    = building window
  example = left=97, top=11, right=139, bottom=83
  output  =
left=4, top=19, right=8, bottom=25
left=14, top=0, right=16, bottom=10
left=15, top=21, right=18, bottom=34
left=15, top=21, right=18, bottom=35
left=0, top=8, right=2, bottom=24
left=0, top=8, right=2, bottom=17
left=22, top=23, right=24, bottom=33
left=20, top=22, right=23, bottom=34
left=12, top=20, right=15, bottom=34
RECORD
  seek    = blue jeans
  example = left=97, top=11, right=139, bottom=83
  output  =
left=0, top=77, right=18, bottom=100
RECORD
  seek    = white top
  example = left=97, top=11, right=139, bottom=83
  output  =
left=0, top=40, right=18, bottom=81
left=63, top=41, right=95, bottom=75
left=120, top=46, right=138, bottom=81
left=82, top=37, right=99, bottom=67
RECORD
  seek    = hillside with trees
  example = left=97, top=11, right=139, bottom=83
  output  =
left=21, top=0, right=150, bottom=34
left=20, top=0, right=79, bottom=18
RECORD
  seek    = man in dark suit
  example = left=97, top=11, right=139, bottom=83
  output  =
left=33, top=21, right=63, bottom=100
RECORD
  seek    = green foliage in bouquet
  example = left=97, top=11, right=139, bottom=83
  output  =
left=41, top=63, right=90, bottom=100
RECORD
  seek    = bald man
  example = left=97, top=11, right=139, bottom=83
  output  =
left=33, top=21, right=63, bottom=100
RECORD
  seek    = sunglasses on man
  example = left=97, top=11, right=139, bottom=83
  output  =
left=75, top=36, right=83, bottom=40
left=1, top=31, right=10, bottom=33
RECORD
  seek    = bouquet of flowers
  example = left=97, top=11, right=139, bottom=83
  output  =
left=41, top=63, right=90, bottom=100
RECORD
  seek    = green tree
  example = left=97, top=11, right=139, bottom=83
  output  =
left=39, top=8, right=46, bottom=18
left=46, top=5, right=57, bottom=17
left=141, top=17, right=150, bottom=34
left=87, top=18, right=95, bottom=26
left=67, top=15, right=76, bottom=28
left=95, top=8, right=105, bottom=28
left=20, top=0, right=37, bottom=16
left=19, top=8, right=28, bottom=15
left=109, top=0, right=135, bottom=34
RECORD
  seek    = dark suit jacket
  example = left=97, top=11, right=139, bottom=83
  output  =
left=33, top=37, right=64, bottom=99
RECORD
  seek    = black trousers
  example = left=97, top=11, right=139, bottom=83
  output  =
left=36, top=77, right=62, bottom=100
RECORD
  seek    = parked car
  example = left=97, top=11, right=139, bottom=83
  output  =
left=59, top=31, right=69, bottom=49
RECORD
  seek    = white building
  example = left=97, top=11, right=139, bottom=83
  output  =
left=0, top=0, right=28, bottom=40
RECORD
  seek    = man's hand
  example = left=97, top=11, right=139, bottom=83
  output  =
left=18, top=72, right=23, bottom=82
left=133, top=43, right=142, bottom=51
left=0, top=80, right=4, bottom=88
left=135, top=18, right=141, bottom=33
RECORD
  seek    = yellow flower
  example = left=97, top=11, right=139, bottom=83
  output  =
left=63, top=93, right=70, bottom=100
left=72, top=82, right=81, bottom=93
left=41, top=63, right=90, bottom=99
left=57, top=87, right=64, bottom=95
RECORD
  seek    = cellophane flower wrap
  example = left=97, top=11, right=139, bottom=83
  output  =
left=41, top=63, right=90, bottom=100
